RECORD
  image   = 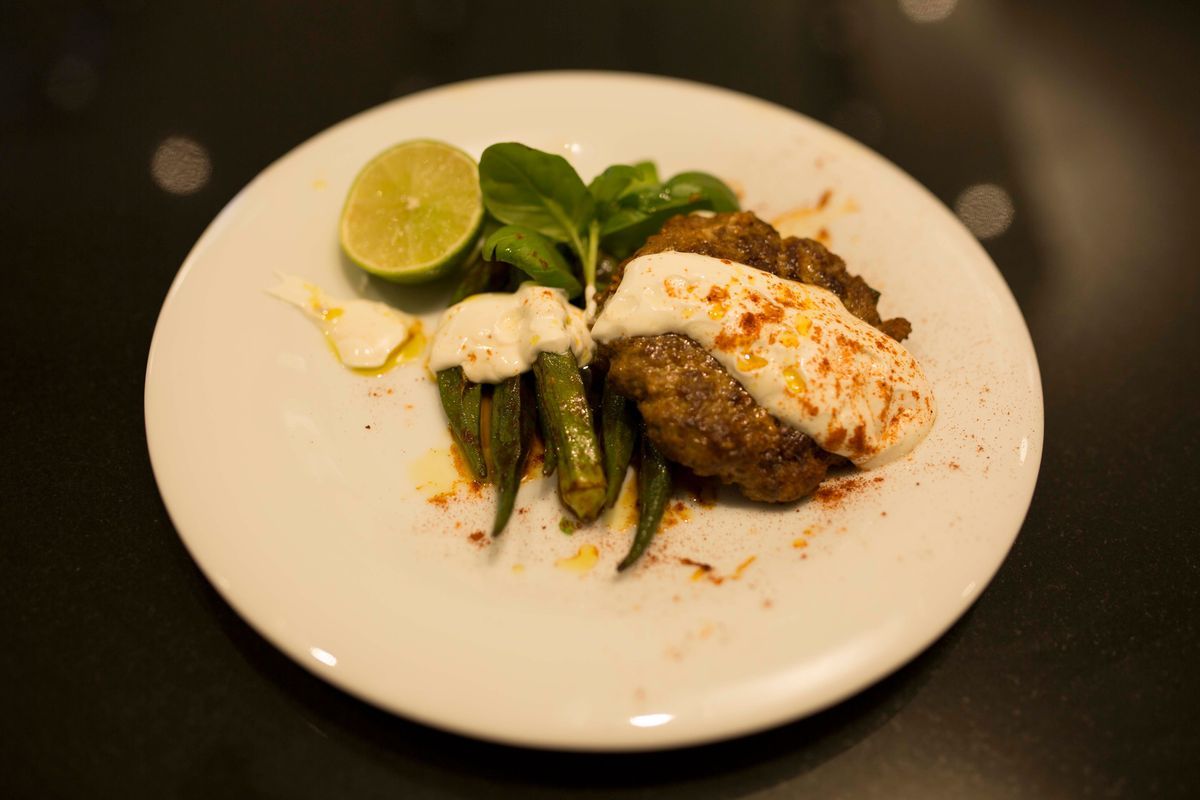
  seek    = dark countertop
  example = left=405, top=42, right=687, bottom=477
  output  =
left=4, top=2, right=1198, bottom=797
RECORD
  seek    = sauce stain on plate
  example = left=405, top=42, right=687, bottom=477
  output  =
left=556, top=544, right=600, bottom=574
left=409, top=444, right=482, bottom=506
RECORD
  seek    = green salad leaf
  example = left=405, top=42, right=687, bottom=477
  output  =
left=597, top=168, right=740, bottom=258
left=483, top=225, right=583, bottom=298
left=479, top=143, right=595, bottom=251
left=588, top=161, right=661, bottom=222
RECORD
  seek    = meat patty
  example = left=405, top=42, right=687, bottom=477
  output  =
left=608, top=333, right=835, bottom=501
left=602, top=211, right=910, bottom=502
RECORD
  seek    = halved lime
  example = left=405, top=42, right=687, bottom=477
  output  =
left=339, top=139, right=484, bottom=283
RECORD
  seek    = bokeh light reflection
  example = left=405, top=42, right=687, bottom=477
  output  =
left=954, top=183, right=1015, bottom=240
left=150, top=136, right=211, bottom=195
left=899, top=0, right=957, bottom=24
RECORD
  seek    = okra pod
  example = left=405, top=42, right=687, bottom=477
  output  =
left=600, top=378, right=636, bottom=509
left=532, top=351, right=606, bottom=521
left=618, top=430, right=672, bottom=571
left=436, top=367, right=487, bottom=480
left=535, top=378, right=558, bottom=476
left=489, top=375, right=534, bottom=536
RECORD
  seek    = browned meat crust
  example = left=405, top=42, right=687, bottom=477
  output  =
left=602, top=211, right=910, bottom=339
left=603, top=211, right=909, bottom=503
left=607, top=334, right=835, bottom=502
left=778, top=236, right=911, bottom=342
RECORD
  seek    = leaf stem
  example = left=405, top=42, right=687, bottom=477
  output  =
left=584, top=219, right=600, bottom=288
left=582, top=218, right=600, bottom=319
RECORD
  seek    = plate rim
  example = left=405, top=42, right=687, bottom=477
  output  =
left=145, top=69, right=1044, bottom=751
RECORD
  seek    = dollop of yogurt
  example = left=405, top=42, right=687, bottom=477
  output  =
left=429, top=283, right=594, bottom=383
left=591, top=252, right=935, bottom=467
left=268, top=274, right=416, bottom=369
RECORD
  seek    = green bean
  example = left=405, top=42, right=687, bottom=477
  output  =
left=436, top=367, right=486, bottom=480
left=600, top=378, right=636, bottom=509
left=535, top=378, right=558, bottom=476
left=489, top=375, right=535, bottom=536
left=618, top=429, right=672, bottom=571
left=532, top=351, right=606, bottom=521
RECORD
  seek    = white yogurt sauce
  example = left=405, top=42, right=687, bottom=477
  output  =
left=269, top=274, right=416, bottom=369
left=429, top=283, right=594, bottom=383
left=591, top=252, right=935, bottom=467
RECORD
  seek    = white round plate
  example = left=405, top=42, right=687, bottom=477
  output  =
left=145, top=72, right=1043, bottom=750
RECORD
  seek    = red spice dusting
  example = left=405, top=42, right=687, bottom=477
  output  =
left=386, top=388, right=393, bottom=395
left=468, top=530, right=485, bottom=543
left=948, top=461, right=961, bottom=470
left=835, top=332, right=864, bottom=355
left=447, top=444, right=470, bottom=478
left=762, top=598, right=774, bottom=609
left=812, top=473, right=883, bottom=509
left=662, top=500, right=693, bottom=529
left=705, top=285, right=729, bottom=304
left=817, top=189, right=832, bottom=209
left=680, top=556, right=757, bottom=586
left=847, top=424, right=868, bottom=457
left=825, top=426, right=847, bottom=451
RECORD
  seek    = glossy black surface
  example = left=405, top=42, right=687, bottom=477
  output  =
left=4, top=2, right=1198, bottom=797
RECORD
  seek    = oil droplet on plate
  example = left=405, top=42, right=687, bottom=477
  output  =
left=737, top=352, right=768, bottom=372
left=732, top=555, right=757, bottom=579
left=349, top=322, right=427, bottom=377
left=556, top=544, right=599, bottom=574
left=408, top=445, right=475, bottom=497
